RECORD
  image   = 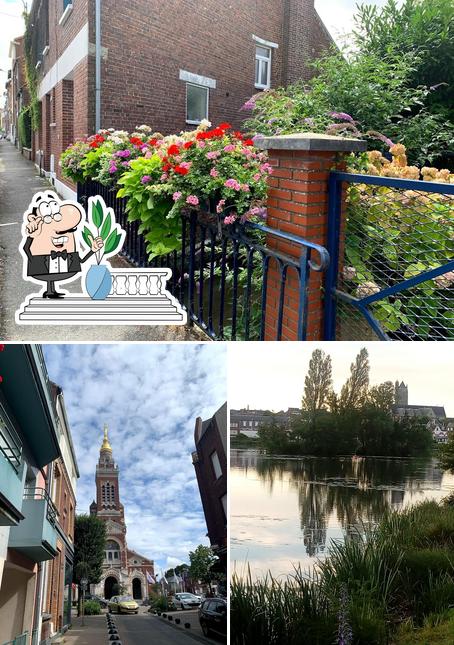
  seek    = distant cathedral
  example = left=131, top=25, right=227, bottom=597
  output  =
left=90, top=426, right=155, bottom=600
left=394, top=381, right=446, bottom=419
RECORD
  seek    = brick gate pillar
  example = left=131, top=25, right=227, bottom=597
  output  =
left=255, top=133, right=366, bottom=341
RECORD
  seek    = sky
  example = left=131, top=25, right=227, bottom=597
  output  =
left=0, top=0, right=399, bottom=109
left=43, top=343, right=227, bottom=575
left=229, top=342, right=454, bottom=417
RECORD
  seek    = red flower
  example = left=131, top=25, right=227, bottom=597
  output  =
left=129, top=136, right=143, bottom=147
left=89, top=141, right=100, bottom=148
left=167, top=144, right=180, bottom=156
left=162, top=163, right=172, bottom=172
left=196, top=131, right=209, bottom=140
left=218, top=122, right=232, bottom=130
left=148, top=138, right=158, bottom=146
left=0, top=345, right=4, bottom=351
left=174, top=165, right=189, bottom=175
left=244, top=138, right=254, bottom=146
left=234, top=131, right=244, bottom=140
left=183, top=141, right=195, bottom=149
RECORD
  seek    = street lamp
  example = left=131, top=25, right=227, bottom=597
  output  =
left=80, top=577, right=88, bottom=627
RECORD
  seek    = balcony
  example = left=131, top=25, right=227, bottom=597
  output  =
left=0, top=403, right=26, bottom=526
left=9, top=488, right=58, bottom=562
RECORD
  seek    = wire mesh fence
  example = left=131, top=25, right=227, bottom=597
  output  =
left=327, top=173, right=454, bottom=341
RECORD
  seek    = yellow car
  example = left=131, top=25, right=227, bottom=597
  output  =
left=108, top=595, right=139, bottom=614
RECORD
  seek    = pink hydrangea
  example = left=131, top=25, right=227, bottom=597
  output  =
left=179, top=161, right=192, bottom=170
left=109, top=165, right=118, bottom=174
left=253, top=173, right=261, bottom=182
left=160, top=173, right=168, bottom=181
left=224, top=214, right=237, bottom=225
left=198, top=141, right=206, bottom=148
left=216, top=199, right=226, bottom=214
left=241, top=184, right=250, bottom=192
left=260, top=162, right=273, bottom=174
left=186, top=195, right=199, bottom=206
left=210, top=168, right=219, bottom=178
left=206, top=151, right=220, bottom=160
left=173, top=191, right=182, bottom=201
left=224, top=178, right=241, bottom=191
left=141, top=175, right=151, bottom=184
left=223, top=144, right=236, bottom=153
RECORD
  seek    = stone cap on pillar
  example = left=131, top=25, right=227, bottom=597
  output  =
left=254, top=132, right=367, bottom=153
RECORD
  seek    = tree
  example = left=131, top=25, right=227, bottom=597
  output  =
left=368, top=382, right=395, bottom=413
left=353, top=0, right=454, bottom=120
left=257, top=420, right=289, bottom=454
left=339, top=348, right=370, bottom=411
left=189, top=545, right=217, bottom=585
left=302, top=349, right=333, bottom=419
left=439, top=432, right=454, bottom=472
left=73, top=514, right=106, bottom=587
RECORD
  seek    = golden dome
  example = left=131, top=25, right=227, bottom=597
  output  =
left=101, top=424, right=112, bottom=452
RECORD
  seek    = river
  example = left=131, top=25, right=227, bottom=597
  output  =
left=231, top=449, right=454, bottom=579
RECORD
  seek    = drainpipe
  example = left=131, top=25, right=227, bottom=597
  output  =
left=95, top=0, right=101, bottom=132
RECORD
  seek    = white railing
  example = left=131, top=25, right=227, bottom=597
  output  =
left=109, top=269, right=171, bottom=297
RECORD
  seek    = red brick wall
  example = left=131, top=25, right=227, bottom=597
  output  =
left=100, top=0, right=332, bottom=134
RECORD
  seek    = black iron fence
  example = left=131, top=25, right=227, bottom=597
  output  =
left=77, top=181, right=329, bottom=340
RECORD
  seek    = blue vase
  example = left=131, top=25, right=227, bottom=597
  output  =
left=85, top=265, right=112, bottom=300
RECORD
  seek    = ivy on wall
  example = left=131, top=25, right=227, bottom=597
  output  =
left=23, top=6, right=41, bottom=132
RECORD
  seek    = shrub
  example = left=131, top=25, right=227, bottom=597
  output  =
left=17, top=107, right=32, bottom=149
left=82, top=600, right=101, bottom=615
left=152, top=596, right=169, bottom=611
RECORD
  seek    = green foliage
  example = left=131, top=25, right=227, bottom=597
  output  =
left=302, top=349, right=333, bottom=418
left=83, top=198, right=123, bottom=262
left=73, top=514, right=107, bottom=586
left=245, top=29, right=454, bottom=167
left=117, top=155, right=178, bottom=259
left=151, top=595, right=169, bottom=611
left=189, top=545, right=218, bottom=584
left=82, top=600, right=101, bottom=615
left=439, top=432, right=454, bottom=472
left=23, top=10, right=41, bottom=132
left=17, top=107, right=32, bottom=149
left=353, top=0, right=454, bottom=122
left=232, top=502, right=454, bottom=645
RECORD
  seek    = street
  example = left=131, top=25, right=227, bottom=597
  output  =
left=113, top=611, right=223, bottom=645
left=0, top=140, right=199, bottom=341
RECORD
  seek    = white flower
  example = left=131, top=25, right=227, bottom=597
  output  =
left=136, top=124, right=152, bottom=132
left=355, top=281, right=380, bottom=298
left=342, top=266, right=357, bottom=281
left=198, top=119, right=211, bottom=131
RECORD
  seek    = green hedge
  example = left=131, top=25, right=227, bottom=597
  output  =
left=18, top=107, right=32, bottom=149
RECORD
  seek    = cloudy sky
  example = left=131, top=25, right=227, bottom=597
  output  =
left=0, top=0, right=398, bottom=108
left=43, top=343, right=226, bottom=575
left=229, top=342, right=454, bottom=417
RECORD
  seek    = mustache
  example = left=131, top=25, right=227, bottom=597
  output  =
left=55, top=226, right=78, bottom=234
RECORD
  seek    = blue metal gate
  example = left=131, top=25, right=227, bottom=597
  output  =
left=325, top=172, right=454, bottom=341
left=77, top=181, right=329, bottom=340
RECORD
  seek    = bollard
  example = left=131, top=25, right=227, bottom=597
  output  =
left=175, top=618, right=181, bottom=625
left=109, top=635, right=120, bottom=641
left=168, top=615, right=173, bottom=621
left=184, top=622, right=190, bottom=628
left=162, top=613, right=167, bottom=618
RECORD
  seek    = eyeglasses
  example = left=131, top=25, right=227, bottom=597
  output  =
left=38, top=200, right=62, bottom=223
left=42, top=213, right=62, bottom=224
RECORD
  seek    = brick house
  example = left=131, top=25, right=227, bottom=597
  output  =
left=5, top=36, right=29, bottom=146
left=192, top=403, right=227, bottom=573
left=25, top=0, right=332, bottom=198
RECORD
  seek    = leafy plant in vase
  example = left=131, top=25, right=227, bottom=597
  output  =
left=81, top=197, right=125, bottom=300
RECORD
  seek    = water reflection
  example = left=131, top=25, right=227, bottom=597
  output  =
left=231, top=450, right=454, bottom=578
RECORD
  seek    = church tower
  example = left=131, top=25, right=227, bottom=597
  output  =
left=90, top=426, right=155, bottom=601
left=395, top=381, right=408, bottom=407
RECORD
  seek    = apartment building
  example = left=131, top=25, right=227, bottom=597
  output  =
left=23, top=0, right=332, bottom=198
left=0, top=345, right=78, bottom=645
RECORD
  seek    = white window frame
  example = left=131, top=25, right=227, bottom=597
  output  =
left=210, top=450, right=222, bottom=480
left=255, top=45, right=271, bottom=90
left=186, top=83, right=209, bottom=125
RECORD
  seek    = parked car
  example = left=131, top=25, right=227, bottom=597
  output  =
left=108, top=595, right=139, bottom=614
left=171, top=592, right=202, bottom=609
left=198, top=597, right=227, bottom=639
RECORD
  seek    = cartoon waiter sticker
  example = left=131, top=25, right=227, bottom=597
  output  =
left=22, top=191, right=104, bottom=298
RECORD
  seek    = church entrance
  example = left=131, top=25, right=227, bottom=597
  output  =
left=104, top=576, right=118, bottom=600
left=132, top=578, right=142, bottom=600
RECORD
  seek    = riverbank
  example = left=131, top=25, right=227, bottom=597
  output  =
left=231, top=500, right=454, bottom=645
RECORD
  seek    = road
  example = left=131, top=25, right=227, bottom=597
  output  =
left=114, top=611, right=223, bottom=645
left=0, top=140, right=201, bottom=341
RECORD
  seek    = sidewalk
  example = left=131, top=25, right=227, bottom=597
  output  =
left=57, top=616, right=108, bottom=644
left=0, top=141, right=201, bottom=341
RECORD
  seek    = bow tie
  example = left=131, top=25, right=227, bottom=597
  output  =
left=51, top=250, right=68, bottom=260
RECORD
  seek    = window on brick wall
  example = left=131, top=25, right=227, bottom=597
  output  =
left=186, top=83, right=209, bottom=125
left=255, top=45, right=271, bottom=89
left=210, top=450, right=222, bottom=480
left=63, top=0, right=72, bottom=9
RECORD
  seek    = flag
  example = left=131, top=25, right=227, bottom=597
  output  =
left=146, top=571, right=155, bottom=584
